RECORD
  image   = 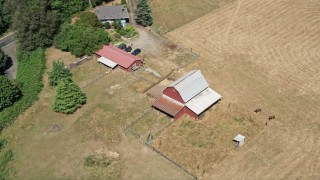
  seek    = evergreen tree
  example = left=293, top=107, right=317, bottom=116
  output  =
left=0, top=49, right=7, bottom=73
left=12, top=0, right=59, bottom=51
left=52, top=79, right=86, bottom=114
left=0, top=76, right=21, bottom=110
left=48, top=60, right=72, bottom=86
left=134, top=0, right=153, bottom=27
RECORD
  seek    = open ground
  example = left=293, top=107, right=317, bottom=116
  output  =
left=150, top=0, right=320, bottom=178
left=1, top=0, right=319, bottom=179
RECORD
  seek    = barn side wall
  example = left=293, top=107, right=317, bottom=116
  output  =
left=163, top=87, right=184, bottom=103
left=174, top=106, right=198, bottom=120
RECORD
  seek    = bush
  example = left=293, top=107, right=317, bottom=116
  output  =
left=0, top=76, right=21, bottom=110
left=54, top=24, right=111, bottom=57
left=114, top=20, right=122, bottom=31
left=104, top=22, right=111, bottom=29
left=0, top=48, right=46, bottom=129
left=75, top=11, right=101, bottom=28
left=52, top=79, right=86, bottom=114
left=119, top=25, right=137, bottom=38
left=48, top=60, right=72, bottom=86
left=121, top=0, right=126, bottom=5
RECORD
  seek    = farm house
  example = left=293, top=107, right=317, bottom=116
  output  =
left=152, top=70, right=222, bottom=120
left=96, top=45, right=142, bottom=72
left=95, top=5, right=129, bottom=24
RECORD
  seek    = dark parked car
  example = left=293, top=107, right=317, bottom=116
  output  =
left=125, top=46, right=132, bottom=52
left=118, top=43, right=126, bottom=50
left=131, top=48, right=141, bottom=56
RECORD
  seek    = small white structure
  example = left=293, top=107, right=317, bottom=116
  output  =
left=233, top=134, right=245, bottom=147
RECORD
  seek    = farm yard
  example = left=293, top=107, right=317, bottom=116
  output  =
left=1, top=45, right=194, bottom=179
left=0, top=0, right=319, bottom=179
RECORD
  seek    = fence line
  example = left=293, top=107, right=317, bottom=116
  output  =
left=68, top=55, right=92, bottom=70
left=81, top=71, right=110, bottom=88
left=145, top=143, right=198, bottom=180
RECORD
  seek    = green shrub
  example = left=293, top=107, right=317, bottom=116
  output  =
left=0, top=49, right=8, bottom=72
left=0, top=48, right=45, bottom=129
left=84, top=155, right=112, bottom=168
left=122, top=25, right=138, bottom=38
left=104, top=22, right=111, bottom=29
left=114, top=20, right=122, bottom=31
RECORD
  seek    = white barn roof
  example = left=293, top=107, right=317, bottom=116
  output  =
left=186, top=88, right=221, bottom=115
left=169, top=70, right=209, bottom=103
left=98, top=56, right=117, bottom=68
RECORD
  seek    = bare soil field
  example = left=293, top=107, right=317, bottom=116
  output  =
left=149, top=0, right=234, bottom=34
left=153, top=0, right=320, bottom=178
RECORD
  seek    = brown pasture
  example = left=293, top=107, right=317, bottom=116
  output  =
left=153, top=0, right=320, bottom=178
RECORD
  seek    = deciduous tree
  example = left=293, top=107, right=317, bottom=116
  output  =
left=12, top=0, right=59, bottom=51
left=0, top=76, right=21, bottom=110
left=75, top=11, right=102, bottom=28
left=54, top=24, right=111, bottom=57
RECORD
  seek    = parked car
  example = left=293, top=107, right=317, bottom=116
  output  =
left=131, top=48, right=141, bottom=55
left=125, top=46, right=132, bottom=52
left=118, top=43, right=126, bottom=50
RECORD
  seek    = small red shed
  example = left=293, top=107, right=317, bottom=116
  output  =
left=96, top=45, right=142, bottom=72
left=152, top=70, right=222, bottom=120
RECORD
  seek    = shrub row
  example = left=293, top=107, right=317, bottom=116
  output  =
left=0, top=48, right=46, bottom=129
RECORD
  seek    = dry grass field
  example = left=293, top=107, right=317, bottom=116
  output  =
left=152, top=0, right=320, bottom=178
left=1, top=47, right=192, bottom=179
left=149, top=0, right=234, bottom=34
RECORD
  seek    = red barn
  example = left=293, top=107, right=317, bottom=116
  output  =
left=153, top=70, right=222, bottom=120
left=96, top=45, right=142, bottom=72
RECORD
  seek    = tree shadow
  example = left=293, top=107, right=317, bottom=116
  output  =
left=0, top=56, right=13, bottom=75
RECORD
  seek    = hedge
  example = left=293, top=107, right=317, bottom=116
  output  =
left=0, top=48, right=46, bottom=130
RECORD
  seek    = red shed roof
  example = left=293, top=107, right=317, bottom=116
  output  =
left=152, top=95, right=184, bottom=117
left=96, top=45, right=141, bottom=68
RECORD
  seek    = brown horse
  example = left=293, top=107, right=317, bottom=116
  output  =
left=268, top=115, right=275, bottom=120
left=254, top=108, right=262, bottom=113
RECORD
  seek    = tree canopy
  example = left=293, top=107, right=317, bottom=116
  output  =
left=0, top=0, right=11, bottom=34
left=75, top=11, right=101, bottom=28
left=52, top=79, right=86, bottom=114
left=135, top=0, right=153, bottom=27
left=12, top=0, right=59, bottom=51
left=54, top=24, right=111, bottom=57
left=48, top=60, right=72, bottom=86
left=51, top=0, right=88, bottom=22
left=0, top=76, right=21, bottom=110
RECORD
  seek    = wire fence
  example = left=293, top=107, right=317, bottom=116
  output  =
left=80, top=70, right=111, bottom=88
left=145, top=143, right=198, bottom=180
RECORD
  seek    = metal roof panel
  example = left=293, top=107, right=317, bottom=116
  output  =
left=186, top=88, right=222, bottom=115
left=169, top=70, right=209, bottom=102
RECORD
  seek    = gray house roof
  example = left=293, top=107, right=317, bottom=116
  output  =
left=95, top=5, right=129, bottom=21
left=169, top=70, right=209, bottom=103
